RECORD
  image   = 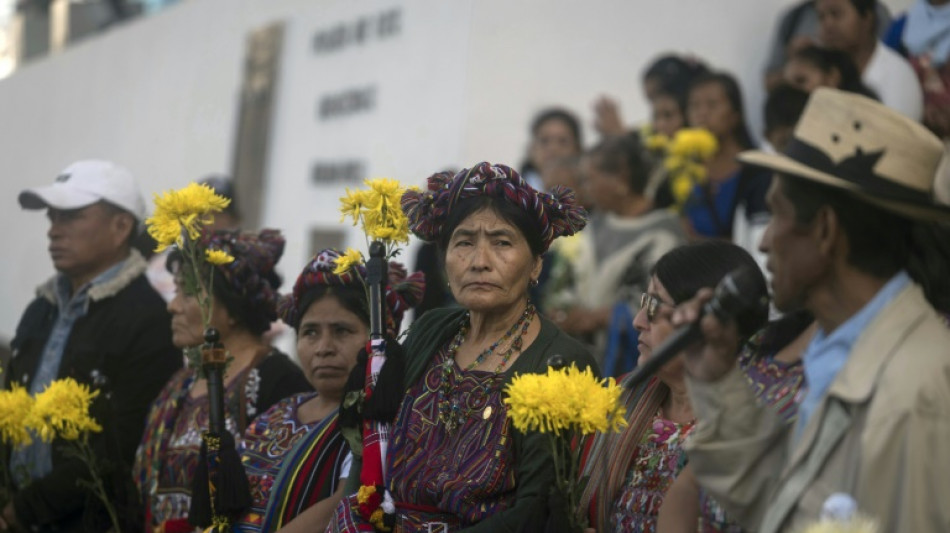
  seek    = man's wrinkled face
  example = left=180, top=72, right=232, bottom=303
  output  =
left=759, top=177, right=826, bottom=312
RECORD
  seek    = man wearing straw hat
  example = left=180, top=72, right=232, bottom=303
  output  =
left=673, top=87, right=950, bottom=532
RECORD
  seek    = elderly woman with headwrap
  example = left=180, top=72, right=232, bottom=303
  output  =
left=232, top=249, right=424, bottom=533
left=330, top=162, right=596, bottom=532
left=133, top=229, right=314, bottom=532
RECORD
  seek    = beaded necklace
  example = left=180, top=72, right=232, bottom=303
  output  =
left=437, top=302, right=536, bottom=431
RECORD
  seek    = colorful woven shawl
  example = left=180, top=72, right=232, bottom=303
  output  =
left=578, top=374, right=668, bottom=531
left=258, top=410, right=346, bottom=533
left=134, top=365, right=254, bottom=528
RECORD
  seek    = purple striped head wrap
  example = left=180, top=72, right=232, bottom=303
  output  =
left=401, top=162, right=588, bottom=252
left=198, top=228, right=285, bottom=327
left=278, top=248, right=425, bottom=336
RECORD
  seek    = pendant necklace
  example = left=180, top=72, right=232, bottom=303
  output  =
left=436, top=302, right=536, bottom=431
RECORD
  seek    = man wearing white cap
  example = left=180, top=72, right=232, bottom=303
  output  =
left=671, top=88, right=950, bottom=532
left=6, top=160, right=181, bottom=531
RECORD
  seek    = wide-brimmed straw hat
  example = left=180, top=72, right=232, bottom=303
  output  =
left=740, top=87, right=950, bottom=222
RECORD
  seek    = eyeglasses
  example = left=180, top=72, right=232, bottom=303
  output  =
left=639, top=292, right=674, bottom=323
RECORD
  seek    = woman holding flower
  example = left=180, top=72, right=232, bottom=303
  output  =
left=133, top=228, right=313, bottom=532
left=682, top=72, right=772, bottom=244
left=578, top=241, right=768, bottom=532
left=332, top=162, right=595, bottom=532
left=232, top=249, right=423, bottom=533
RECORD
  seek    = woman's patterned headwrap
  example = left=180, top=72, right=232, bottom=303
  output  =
left=401, top=162, right=588, bottom=252
left=278, top=248, right=425, bottom=336
left=198, top=228, right=285, bottom=327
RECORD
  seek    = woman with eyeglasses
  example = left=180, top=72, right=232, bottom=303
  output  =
left=577, top=241, right=768, bottom=532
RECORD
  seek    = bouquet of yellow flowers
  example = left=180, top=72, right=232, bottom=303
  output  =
left=649, top=128, right=718, bottom=212
left=505, top=363, right=627, bottom=532
left=338, top=177, right=414, bottom=532
left=146, top=182, right=234, bottom=328
left=336, top=177, right=411, bottom=274
left=0, top=378, right=117, bottom=531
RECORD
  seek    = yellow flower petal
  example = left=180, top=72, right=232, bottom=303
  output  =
left=669, top=128, right=718, bottom=160
left=146, top=183, right=231, bottom=249
left=333, top=248, right=363, bottom=275
left=337, top=178, right=412, bottom=249
left=0, top=384, right=35, bottom=447
left=26, top=378, right=101, bottom=442
left=504, top=364, right=626, bottom=436
left=205, top=249, right=235, bottom=266
left=340, top=188, right=367, bottom=225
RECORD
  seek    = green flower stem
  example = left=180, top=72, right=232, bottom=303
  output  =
left=548, top=430, right=585, bottom=532
left=206, top=258, right=215, bottom=329
left=361, top=213, right=371, bottom=258
left=569, top=430, right=586, bottom=530
left=185, top=243, right=211, bottom=327
left=183, top=238, right=216, bottom=330
left=76, top=435, right=120, bottom=533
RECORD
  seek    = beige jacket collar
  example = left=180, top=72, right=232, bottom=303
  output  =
left=785, top=283, right=929, bottom=469
left=36, top=249, right=148, bottom=304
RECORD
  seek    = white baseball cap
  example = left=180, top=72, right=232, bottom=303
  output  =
left=18, top=160, right=146, bottom=221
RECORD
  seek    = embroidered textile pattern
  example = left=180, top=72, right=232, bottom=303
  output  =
left=236, top=393, right=319, bottom=531
left=609, top=411, right=695, bottom=532
left=134, top=366, right=254, bottom=526
left=385, top=342, right=517, bottom=529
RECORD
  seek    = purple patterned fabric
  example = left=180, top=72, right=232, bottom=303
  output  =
left=386, top=343, right=515, bottom=528
left=327, top=342, right=515, bottom=533
left=401, top=162, right=588, bottom=252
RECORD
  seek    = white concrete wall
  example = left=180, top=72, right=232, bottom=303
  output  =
left=0, top=0, right=913, bottom=341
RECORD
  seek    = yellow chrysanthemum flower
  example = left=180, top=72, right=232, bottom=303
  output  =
left=504, top=364, right=626, bottom=436
left=669, top=128, right=718, bottom=160
left=205, top=249, right=235, bottom=265
left=0, top=384, right=35, bottom=447
left=27, top=378, right=102, bottom=442
left=145, top=183, right=231, bottom=252
left=338, top=178, right=412, bottom=249
left=660, top=128, right=718, bottom=212
left=339, top=188, right=367, bottom=225
left=333, top=248, right=364, bottom=275
left=365, top=212, right=410, bottom=244
left=366, top=177, right=402, bottom=198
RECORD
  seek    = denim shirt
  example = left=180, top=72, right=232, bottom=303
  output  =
left=11, top=260, right=127, bottom=486
left=794, top=271, right=911, bottom=440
